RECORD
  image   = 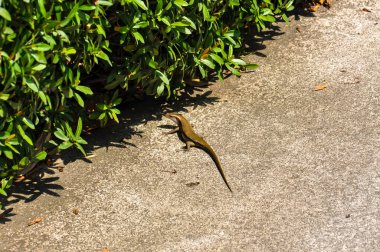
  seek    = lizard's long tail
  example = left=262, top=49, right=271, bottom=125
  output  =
left=202, top=146, right=233, bottom=193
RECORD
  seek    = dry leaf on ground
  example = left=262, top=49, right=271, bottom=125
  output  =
left=314, top=83, right=328, bottom=91
left=308, top=0, right=333, bottom=12
left=186, top=182, right=200, bottom=187
left=28, top=216, right=43, bottom=226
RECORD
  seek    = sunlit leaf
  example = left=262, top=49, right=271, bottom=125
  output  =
left=22, top=117, right=35, bottom=129
left=0, top=7, right=11, bottom=21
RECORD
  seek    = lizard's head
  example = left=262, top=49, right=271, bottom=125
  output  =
left=164, top=112, right=182, bottom=123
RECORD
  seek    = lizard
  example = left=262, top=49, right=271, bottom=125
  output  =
left=164, top=113, right=232, bottom=192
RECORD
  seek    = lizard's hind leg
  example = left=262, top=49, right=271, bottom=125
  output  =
left=177, top=141, right=195, bottom=151
left=175, top=142, right=195, bottom=152
left=184, top=141, right=195, bottom=150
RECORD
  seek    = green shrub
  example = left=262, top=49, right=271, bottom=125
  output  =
left=0, top=0, right=295, bottom=205
left=0, top=0, right=112, bottom=202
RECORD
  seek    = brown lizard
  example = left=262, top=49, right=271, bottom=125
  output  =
left=164, top=113, right=232, bottom=192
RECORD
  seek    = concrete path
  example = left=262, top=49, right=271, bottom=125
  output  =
left=1, top=0, right=379, bottom=251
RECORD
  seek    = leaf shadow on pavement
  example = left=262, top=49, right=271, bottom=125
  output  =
left=0, top=208, right=15, bottom=224
left=0, top=9, right=312, bottom=218
left=243, top=8, right=316, bottom=57
left=0, top=174, right=64, bottom=224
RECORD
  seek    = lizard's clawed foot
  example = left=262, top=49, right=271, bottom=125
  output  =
left=175, top=146, right=190, bottom=152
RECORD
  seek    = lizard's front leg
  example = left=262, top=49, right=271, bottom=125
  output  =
left=163, top=127, right=180, bottom=135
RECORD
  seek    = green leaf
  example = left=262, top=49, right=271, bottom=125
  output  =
left=74, top=93, right=84, bottom=107
left=156, top=0, right=163, bottom=12
left=96, top=24, right=106, bottom=37
left=209, top=54, right=224, bottom=65
left=75, top=117, right=82, bottom=138
left=228, top=45, right=234, bottom=59
left=75, top=86, right=93, bottom=95
left=229, top=0, right=240, bottom=6
left=182, top=16, right=196, bottom=29
left=65, top=123, right=75, bottom=138
left=156, top=83, right=165, bottom=96
left=0, top=188, right=7, bottom=197
left=75, top=143, right=86, bottom=156
left=259, top=14, right=276, bottom=22
left=23, top=77, right=39, bottom=92
left=22, top=117, right=35, bottom=129
left=148, top=59, right=158, bottom=69
left=132, top=31, right=144, bottom=43
left=176, top=27, right=191, bottom=34
left=224, top=35, right=237, bottom=46
left=1, top=179, right=7, bottom=189
left=95, top=50, right=112, bottom=66
left=171, top=22, right=189, bottom=27
left=60, top=3, right=79, bottom=27
left=78, top=5, right=96, bottom=11
left=111, top=107, right=121, bottom=114
left=5, top=143, right=20, bottom=154
left=43, top=35, right=56, bottom=46
left=0, top=7, right=11, bottom=21
left=32, top=64, right=46, bottom=71
left=286, top=5, right=295, bottom=11
left=202, top=4, right=210, bottom=21
left=96, top=0, right=113, bottom=6
left=285, top=0, right=295, bottom=11
left=34, top=151, right=47, bottom=161
left=174, top=0, right=188, bottom=7
left=37, top=0, right=47, bottom=17
left=3, top=149, right=13, bottom=159
left=16, top=124, right=33, bottom=146
left=77, top=139, right=88, bottom=145
left=133, top=21, right=149, bottom=29
left=30, top=43, right=51, bottom=52
left=133, top=0, right=148, bottom=10
left=98, top=112, right=106, bottom=120
left=200, top=59, right=216, bottom=69
left=198, top=65, right=206, bottom=78
left=62, top=47, right=76, bottom=55
left=281, top=13, right=289, bottom=23
left=31, top=52, right=47, bottom=64
left=0, top=132, right=10, bottom=140
left=110, top=111, right=119, bottom=123
left=112, top=98, right=122, bottom=107
left=96, top=103, right=108, bottom=111
left=0, top=93, right=10, bottom=101
left=245, top=64, right=259, bottom=70
left=230, top=59, right=246, bottom=66
left=59, top=141, right=73, bottom=150
left=38, top=91, right=48, bottom=105
left=54, top=128, right=69, bottom=141
left=156, top=70, right=170, bottom=85
left=56, top=30, right=69, bottom=42
left=225, top=63, right=241, bottom=76
left=261, top=8, right=273, bottom=16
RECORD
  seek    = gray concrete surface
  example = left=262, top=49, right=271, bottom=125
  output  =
left=1, top=0, right=380, bottom=251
